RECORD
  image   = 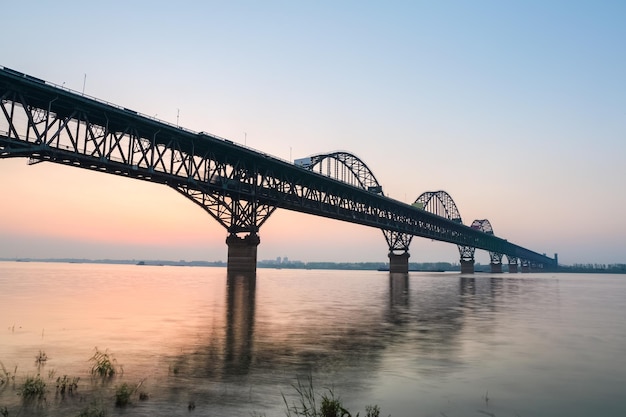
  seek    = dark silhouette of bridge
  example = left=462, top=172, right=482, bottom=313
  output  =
left=0, top=67, right=557, bottom=273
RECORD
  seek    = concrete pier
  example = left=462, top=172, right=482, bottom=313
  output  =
left=508, top=263, right=518, bottom=273
left=226, top=233, right=260, bottom=273
left=490, top=263, right=503, bottom=273
left=460, top=259, right=475, bottom=274
left=389, top=252, right=410, bottom=273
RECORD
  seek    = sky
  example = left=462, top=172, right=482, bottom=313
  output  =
left=1, top=1, right=625, bottom=265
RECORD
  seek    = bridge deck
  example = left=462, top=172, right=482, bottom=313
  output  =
left=0, top=66, right=556, bottom=268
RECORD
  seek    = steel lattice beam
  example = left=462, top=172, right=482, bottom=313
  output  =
left=0, top=67, right=557, bottom=269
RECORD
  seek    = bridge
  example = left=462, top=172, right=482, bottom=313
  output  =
left=0, top=66, right=557, bottom=274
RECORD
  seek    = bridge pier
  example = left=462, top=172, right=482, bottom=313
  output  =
left=508, top=263, right=518, bottom=273
left=460, top=260, right=475, bottom=274
left=226, top=233, right=260, bottom=273
left=489, top=251, right=503, bottom=273
left=520, top=260, right=530, bottom=273
left=388, top=252, right=410, bottom=273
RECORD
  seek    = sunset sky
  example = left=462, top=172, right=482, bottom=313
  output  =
left=1, top=1, right=625, bottom=265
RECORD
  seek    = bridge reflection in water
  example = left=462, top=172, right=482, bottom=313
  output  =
left=153, top=270, right=561, bottom=416
left=224, top=272, right=256, bottom=375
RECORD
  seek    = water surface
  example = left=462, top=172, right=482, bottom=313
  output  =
left=1, top=262, right=625, bottom=416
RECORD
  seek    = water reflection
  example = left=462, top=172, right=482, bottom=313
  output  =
left=131, top=269, right=559, bottom=414
left=166, top=272, right=548, bottom=392
left=1, top=263, right=600, bottom=417
left=389, top=273, right=409, bottom=304
left=168, top=273, right=532, bottom=382
left=224, top=272, right=256, bottom=375
left=164, top=273, right=257, bottom=381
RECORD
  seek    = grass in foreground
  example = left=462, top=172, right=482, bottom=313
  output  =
left=3, top=350, right=386, bottom=417
left=17, top=374, right=46, bottom=399
left=282, top=375, right=385, bottom=417
left=89, top=348, right=122, bottom=379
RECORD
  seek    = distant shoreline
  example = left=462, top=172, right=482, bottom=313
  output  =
left=2, top=258, right=624, bottom=273
left=1, top=257, right=460, bottom=271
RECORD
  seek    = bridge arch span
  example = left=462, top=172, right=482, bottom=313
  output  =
left=414, top=191, right=463, bottom=223
left=471, top=219, right=506, bottom=272
left=470, top=219, right=493, bottom=234
left=300, top=151, right=383, bottom=194
left=415, top=191, right=476, bottom=272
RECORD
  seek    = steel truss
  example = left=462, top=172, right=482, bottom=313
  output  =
left=470, top=219, right=504, bottom=265
left=306, top=151, right=413, bottom=256
left=415, top=191, right=476, bottom=262
left=382, top=230, right=413, bottom=255
left=0, top=68, right=555, bottom=268
left=307, top=151, right=383, bottom=192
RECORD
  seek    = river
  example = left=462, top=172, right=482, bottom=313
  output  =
left=1, top=262, right=625, bottom=416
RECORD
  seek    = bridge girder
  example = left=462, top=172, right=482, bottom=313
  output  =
left=0, top=84, right=280, bottom=234
left=0, top=67, right=557, bottom=270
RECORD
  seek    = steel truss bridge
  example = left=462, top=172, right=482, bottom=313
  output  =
left=0, top=67, right=557, bottom=273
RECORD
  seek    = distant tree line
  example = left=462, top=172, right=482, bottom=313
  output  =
left=257, top=259, right=461, bottom=271
left=558, top=263, right=626, bottom=273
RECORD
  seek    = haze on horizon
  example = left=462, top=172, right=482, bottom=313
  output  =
left=1, top=1, right=625, bottom=266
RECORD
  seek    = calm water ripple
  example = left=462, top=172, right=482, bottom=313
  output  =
left=1, top=262, right=625, bottom=416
